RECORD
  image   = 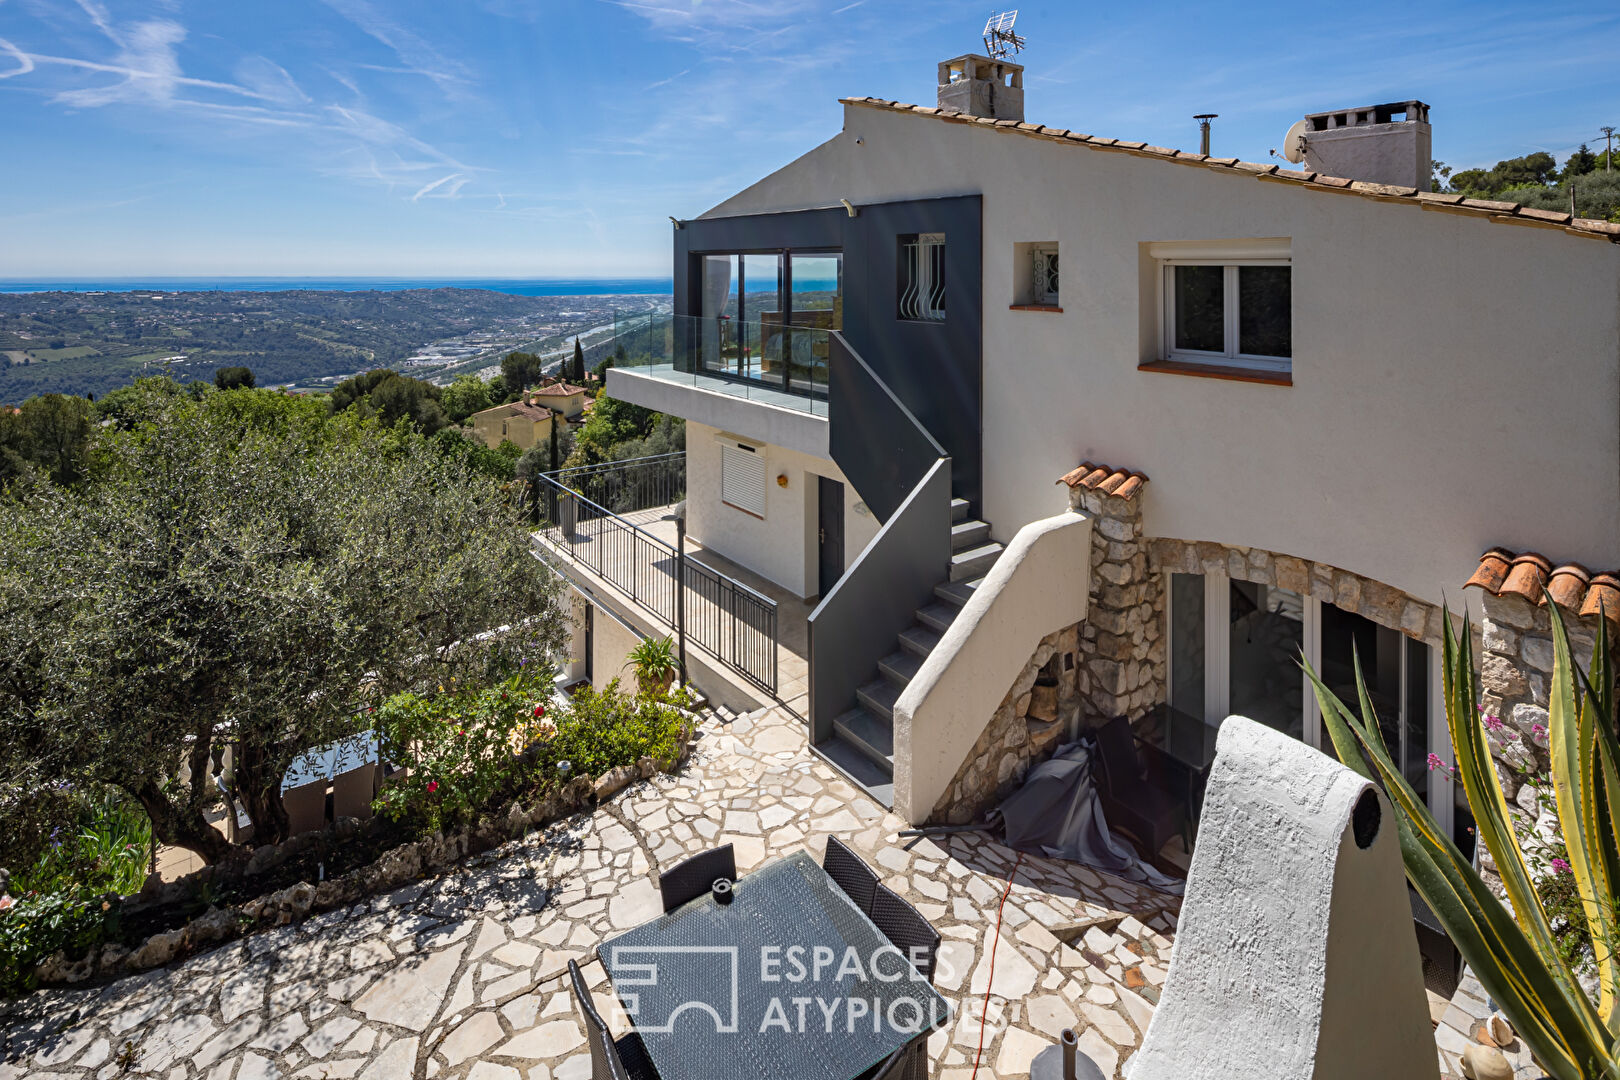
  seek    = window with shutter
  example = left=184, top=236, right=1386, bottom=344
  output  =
left=721, top=444, right=766, bottom=517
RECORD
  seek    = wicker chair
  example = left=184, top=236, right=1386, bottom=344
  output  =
left=862, top=1038, right=928, bottom=1080
left=870, top=883, right=941, bottom=983
left=1094, top=715, right=1187, bottom=859
left=568, top=959, right=659, bottom=1080
left=658, top=843, right=736, bottom=913
left=823, top=836, right=880, bottom=915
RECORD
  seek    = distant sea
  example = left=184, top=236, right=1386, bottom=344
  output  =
left=0, top=277, right=674, bottom=296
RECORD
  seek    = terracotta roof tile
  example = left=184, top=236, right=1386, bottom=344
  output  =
left=1057, top=461, right=1149, bottom=501
left=533, top=382, right=586, bottom=396
left=838, top=98, right=1620, bottom=243
left=1465, top=548, right=1620, bottom=626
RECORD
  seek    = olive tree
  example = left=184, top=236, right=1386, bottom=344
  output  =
left=0, top=388, right=565, bottom=865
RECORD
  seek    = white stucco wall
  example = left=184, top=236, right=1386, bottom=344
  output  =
left=892, top=510, right=1092, bottom=823
left=705, top=105, right=1620, bottom=607
left=684, top=420, right=880, bottom=599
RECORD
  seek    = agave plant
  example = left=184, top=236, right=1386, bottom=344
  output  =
left=1304, top=599, right=1618, bottom=1080
left=624, top=635, right=679, bottom=698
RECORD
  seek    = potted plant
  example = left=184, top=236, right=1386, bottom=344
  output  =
left=624, top=636, right=679, bottom=698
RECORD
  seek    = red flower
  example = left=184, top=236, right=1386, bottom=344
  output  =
left=457, top=728, right=465, bottom=736
left=427, top=780, right=439, bottom=794
left=533, top=704, right=545, bottom=718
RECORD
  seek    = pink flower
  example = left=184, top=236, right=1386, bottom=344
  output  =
left=1532, top=723, right=1547, bottom=736
left=427, top=780, right=439, bottom=794
left=1552, top=857, right=1571, bottom=874
left=1482, top=714, right=1504, bottom=732
left=0, top=895, right=13, bottom=913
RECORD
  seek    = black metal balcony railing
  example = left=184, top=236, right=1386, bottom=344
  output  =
left=534, top=454, right=778, bottom=695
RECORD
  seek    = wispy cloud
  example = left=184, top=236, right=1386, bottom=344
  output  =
left=644, top=68, right=689, bottom=90
left=410, top=172, right=466, bottom=201
left=320, top=0, right=476, bottom=99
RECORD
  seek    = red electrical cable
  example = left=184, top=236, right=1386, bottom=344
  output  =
left=969, top=850, right=1024, bottom=1080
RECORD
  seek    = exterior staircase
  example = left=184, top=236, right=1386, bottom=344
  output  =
left=817, top=497, right=1004, bottom=806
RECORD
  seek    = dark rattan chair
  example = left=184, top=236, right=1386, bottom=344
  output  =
left=568, top=959, right=659, bottom=1080
left=860, top=1037, right=928, bottom=1080
left=658, top=843, right=736, bottom=913
left=1094, top=715, right=1186, bottom=859
left=870, top=883, right=941, bottom=983
left=823, top=835, right=880, bottom=915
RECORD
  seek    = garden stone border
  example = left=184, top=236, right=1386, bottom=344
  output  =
left=28, top=724, right=698, bottom=991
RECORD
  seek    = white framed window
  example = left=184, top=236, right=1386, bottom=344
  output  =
left=1151, top=239, right=1291, bottom=372
left=720, top=440, right=766, bottom=517
left=899, top=233, right=946, bottom=322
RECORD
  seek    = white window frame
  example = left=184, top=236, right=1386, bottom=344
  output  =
left=1148, top=238, right=1291, bottom=373
left=719, top=439, right=766, bottom=518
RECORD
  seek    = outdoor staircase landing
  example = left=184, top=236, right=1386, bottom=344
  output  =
left=815, top=496, right=1005, bottom=807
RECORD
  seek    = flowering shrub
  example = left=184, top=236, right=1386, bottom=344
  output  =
left=531, top=678, right=691, bottom=784
left=0, top=891, right=118, bottom=996
left=373, top=667, right=559, bottom=833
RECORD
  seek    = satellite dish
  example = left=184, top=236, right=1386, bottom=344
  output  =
left=1281, top=118, right=1309, bottom=164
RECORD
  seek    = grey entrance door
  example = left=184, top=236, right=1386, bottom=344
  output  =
left=818, top=475, right=845, bottom=597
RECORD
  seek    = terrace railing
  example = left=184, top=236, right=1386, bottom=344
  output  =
left=535, top=455, right=778, bottom=695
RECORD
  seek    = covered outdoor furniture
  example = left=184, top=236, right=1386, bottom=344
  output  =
left=869, top=883, right=941, bottom=983
left=332, top=762, right=378, bottom=821
left=569, top=959, right=659, bottom=1080
left=1094, top=715, right=1188, bottom=859
left=658, top=843, right=735, bottom=913
left=823, top=835, right=880, bottom=914
left=281, top=780, right=327, bottom=836
left=602, top=850, right=948, bottom=1080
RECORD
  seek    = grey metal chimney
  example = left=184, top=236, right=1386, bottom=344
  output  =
left=1300, top=101, right=1432, bottom=188
left=1194, top=114, right=1217, bottom=155
left=937, top=53, right=1024, bottom=122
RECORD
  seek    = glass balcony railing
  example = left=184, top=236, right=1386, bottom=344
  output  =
left=608, top=312, right=831, bottom=417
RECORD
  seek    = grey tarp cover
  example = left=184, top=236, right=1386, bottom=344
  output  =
left=990, top=739, right=1184, bottom=896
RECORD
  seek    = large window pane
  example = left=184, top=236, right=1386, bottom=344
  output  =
left=1170, top=573, right=1206, bottom=720
left=1230, top=580, right=1303, bottom=739
left=1173, top=265, right=1224, bottom=352
left=1238, top=265, right=1291, bottom=357
left=739, top=254, right=781, bottom=383
left=789, top=253, right=840, bottom=395
left=700, top=255, right=738, bottom=375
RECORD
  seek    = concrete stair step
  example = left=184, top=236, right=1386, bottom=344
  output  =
left=898, top=624, right=943, bottom=658
left=950, top=497, right=970, bottom=523
left=950, top=542, right=1004, bottom=583
left=832, top=706, right=895, bottom=771
left=879, top=649, right=923, bottom=685
left=935, top=577, right=982, bottom=609
left=951, top=519, right=991, bottom=552
left=811, top=736, right=894, bottom=806
left=856, top=677, right=901, bottom=721
left=915, top=602, right=959, bottom=635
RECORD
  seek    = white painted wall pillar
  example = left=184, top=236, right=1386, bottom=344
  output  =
left=1129, top=715, right=1438, bottom=1080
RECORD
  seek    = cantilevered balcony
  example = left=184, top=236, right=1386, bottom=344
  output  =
left=605, top=313, right=831, bottom=457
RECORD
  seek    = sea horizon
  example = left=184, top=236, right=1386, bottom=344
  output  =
left=0, top=276, right=675, bottom=297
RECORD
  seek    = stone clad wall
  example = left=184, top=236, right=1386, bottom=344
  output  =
left=929, top=622, right=1081, bottom=824
left=1069, top=485, right=1165, bottom=727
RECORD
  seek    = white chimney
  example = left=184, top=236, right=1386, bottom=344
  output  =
left=1300, top=100, right=1432, bottom=189
left=937, top=53, right=1023, bottom=122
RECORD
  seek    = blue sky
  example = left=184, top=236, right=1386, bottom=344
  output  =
left=1, top=0, right=1616, bottom=277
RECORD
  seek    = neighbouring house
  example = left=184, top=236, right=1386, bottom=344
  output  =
left=469, top=398, right=554, bottom=451
left=529, top=379, right=588, bottom=421
left=596, top=46, right=1620, bottom=872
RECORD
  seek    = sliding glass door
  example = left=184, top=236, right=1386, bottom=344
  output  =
left=693, top=249, right=840, bottom=398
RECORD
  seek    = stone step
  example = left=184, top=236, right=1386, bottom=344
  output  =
left=879, top=649, right=923, bottom=685
left=897, top=623, right=943, bottom=658
left=935, top=577, right=982, bottom=609
left=856, top=676, right=901, bottom=722
left=811, top=736, right=894, bottom=806
left=831, top=705, right=895, bottom=771
left=950, top=542, right=1004, bottom=583
left=951, top=519, right=991, bottom=553
left=951, top=497, right=970, bottom=523
left=915, top=602, right=959, bottom=635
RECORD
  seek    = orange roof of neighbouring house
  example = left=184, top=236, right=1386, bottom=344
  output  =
left=840, top=98, right=1620, bottom=243
left=1464, top=547, right=1620, bottom=625
left=1057, top=462, right=1148, bottom=500
left=532, top=382, right=586, bottom=396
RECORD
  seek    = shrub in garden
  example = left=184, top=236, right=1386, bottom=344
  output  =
left=532, top=678, right=691, bottom=783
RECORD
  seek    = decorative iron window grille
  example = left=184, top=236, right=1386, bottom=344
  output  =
left=1031, top=244, right=1059, bottom=305
left=898, top=233, right=946, bottom=322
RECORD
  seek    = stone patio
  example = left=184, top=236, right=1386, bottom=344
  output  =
left=1, top=705, right=1180, bottom=1080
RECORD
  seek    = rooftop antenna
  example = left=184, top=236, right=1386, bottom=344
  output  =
left=983, top=10, right=1026, bottom=60
left=1194, top=113, right=1218, bottom=156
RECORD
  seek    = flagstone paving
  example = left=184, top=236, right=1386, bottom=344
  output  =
left=1, top=706, right=1182, bottom=1080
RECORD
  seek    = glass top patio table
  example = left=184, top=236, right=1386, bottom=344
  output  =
left=601, top=850, right=949, bottom=1080
left=281, top=731, right=378, bottom=793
